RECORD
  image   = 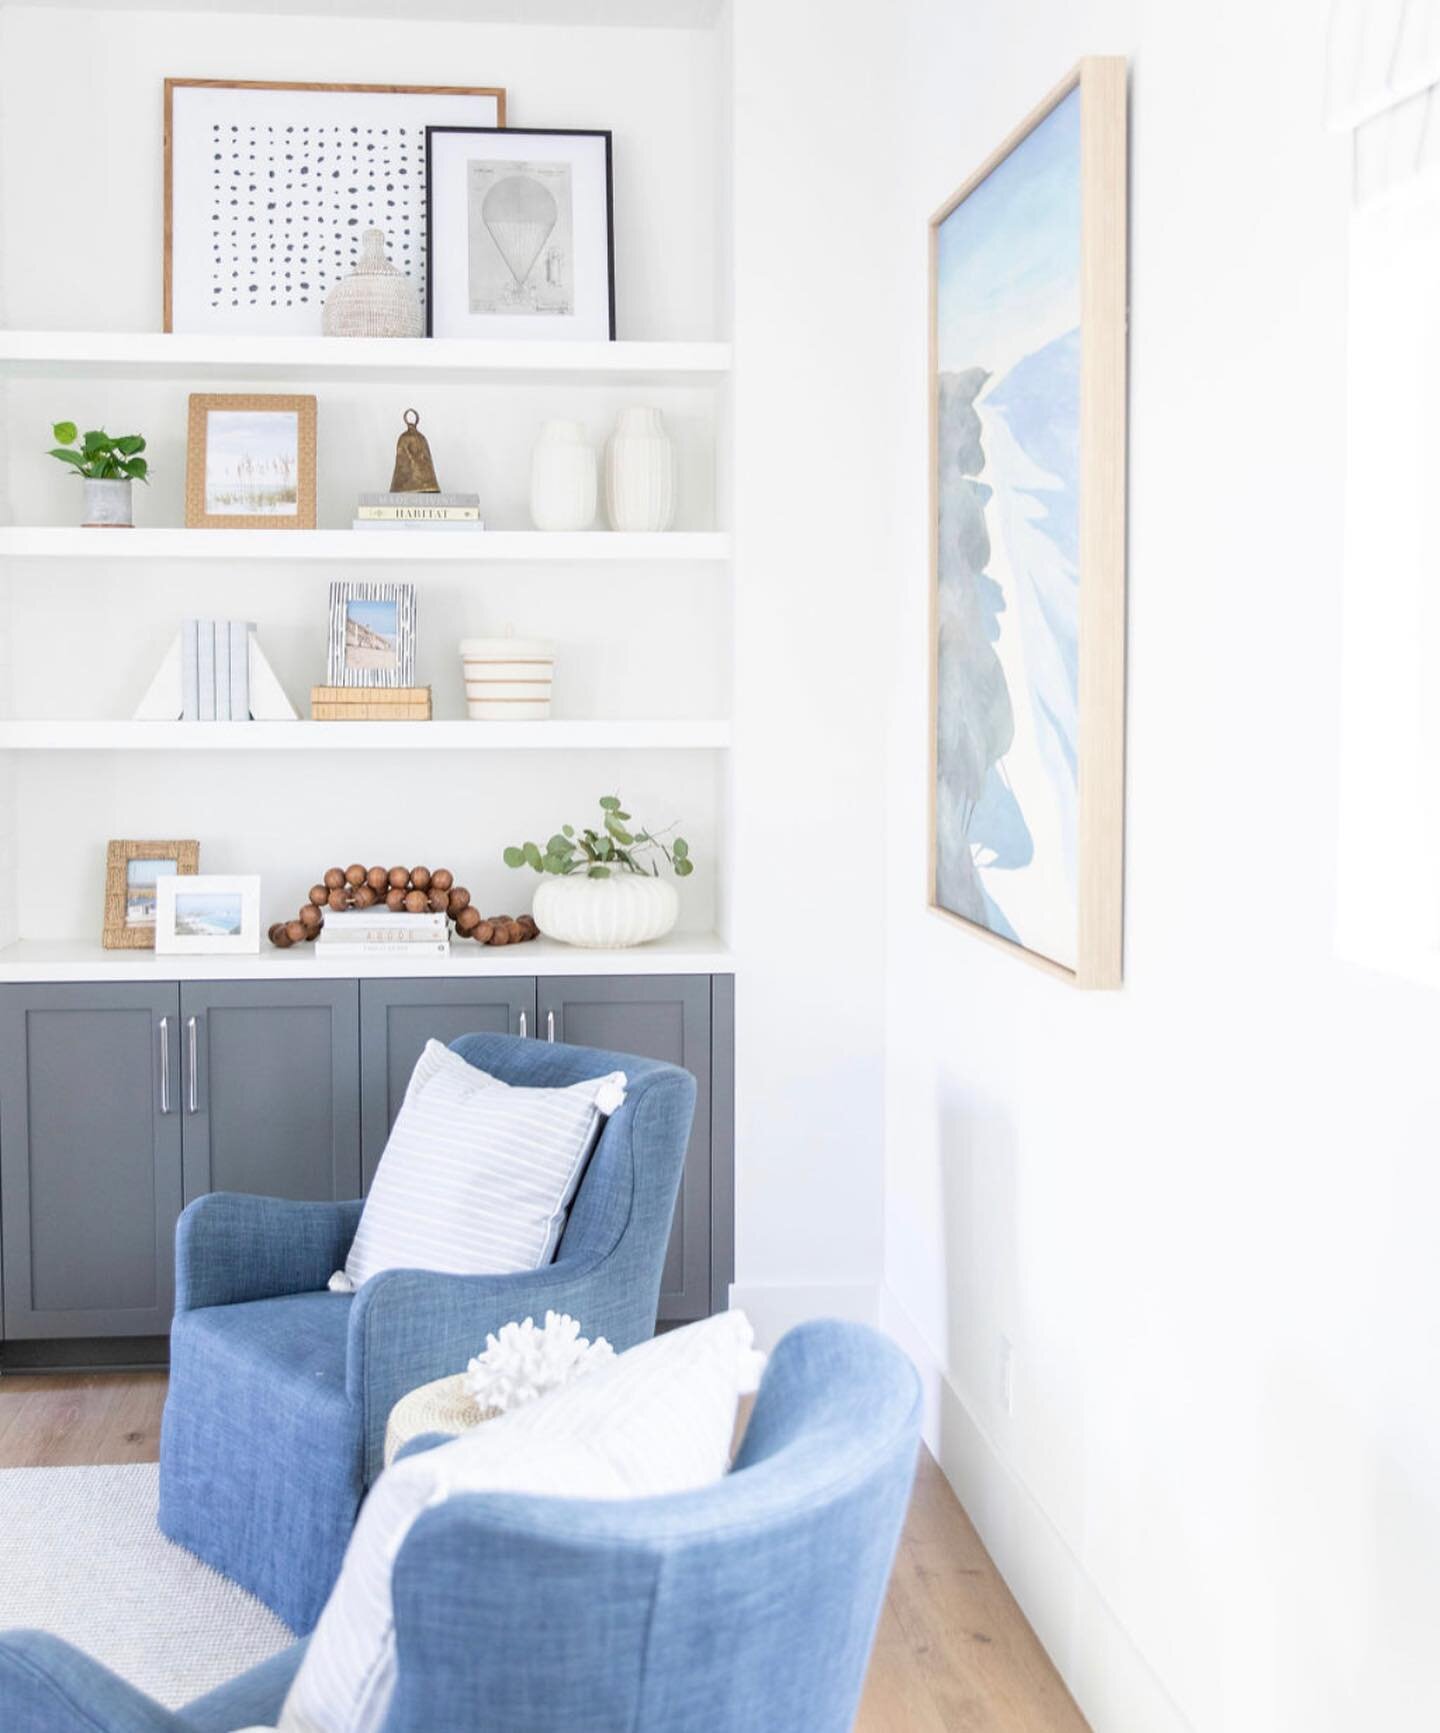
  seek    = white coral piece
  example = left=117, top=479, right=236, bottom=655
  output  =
left=464, top=1310, right=615, bottom=1415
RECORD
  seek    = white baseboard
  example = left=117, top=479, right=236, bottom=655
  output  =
left=727, top=1282, right=879, bottom=1351
left=878, top=1286, right=1194, bottom=1733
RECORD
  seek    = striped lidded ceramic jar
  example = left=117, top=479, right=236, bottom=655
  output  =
left=459, top=638, right=555, bottom=720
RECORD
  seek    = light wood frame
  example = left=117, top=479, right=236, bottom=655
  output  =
left=185, top=394, right=318, bottom=530
left=163, top=78, right=507, bottom=332
left=927, top=57, right=1128, bottom=990
left=103, top=839, right=199, bottom=950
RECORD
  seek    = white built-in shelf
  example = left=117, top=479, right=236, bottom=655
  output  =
left=0, top=719, right=731, bottom=752
left=0, top=933, right=736, bottom=984
left=0, top=331, right=732, bottom=386
left=0, top=527, right=731, bottom=563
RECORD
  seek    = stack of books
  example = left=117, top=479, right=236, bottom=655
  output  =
left=183, top=619, right=252, bottom=721
left=311, top=685, right=433, bottom=721
left=353, top=492, right=483, bottom=532
left=316, top=910, right=450, bottom=958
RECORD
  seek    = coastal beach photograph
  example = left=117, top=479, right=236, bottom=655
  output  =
left=343, top=596, right=401, bottom=673
left=125, top=857, right=178, bottom=929
left=173, top=891, right=244, bottom=938
left=203, top=409, right=300, bottom=515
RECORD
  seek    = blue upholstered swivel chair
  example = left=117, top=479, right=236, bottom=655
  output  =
left=157, top=1031, right=696, bottom=1635
left=0, top=1321, right=922, bottom=1733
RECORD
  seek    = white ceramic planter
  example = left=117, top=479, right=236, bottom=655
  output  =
left=532, top=872, right=679, bottom=948
left=82, top=478, right=133, bottom=527
left=529, top=420, right=598, bottom=531
left=605, top=406, right=675, bottom=532
left=459, top=637, right=555, bottom=721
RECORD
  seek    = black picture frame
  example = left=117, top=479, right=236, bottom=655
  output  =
left=424, top=126, right=616, bottom=341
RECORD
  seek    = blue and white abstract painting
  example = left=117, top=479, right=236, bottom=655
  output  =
left=933, top=88, right=1082, bottom=971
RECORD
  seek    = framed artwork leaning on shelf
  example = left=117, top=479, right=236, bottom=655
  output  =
left=155, top=874, right=262, bottom=956
left=164, top=78, right=506, bottom=334
left=186, top=394, right=317, bottom=529
left=426, top=126, right=615, bottom=341
left=103, top=839, right=200, bottom=950
left=326, top=580, right=417, bottom=688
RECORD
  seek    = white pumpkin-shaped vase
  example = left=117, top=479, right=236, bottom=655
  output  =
left=605, top=407, right=675, bottom=532
left=532, top=873, right=679, bottom=948
left=529, top=420, right=598, bottom=531
left=322, top=228, right=423, bottom=338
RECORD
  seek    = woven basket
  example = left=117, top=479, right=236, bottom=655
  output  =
left=323, top=228, right=423, bottom=339
left=384, top=1373, right=499, bottom=1466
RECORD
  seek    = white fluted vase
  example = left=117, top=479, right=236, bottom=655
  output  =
left=529, top=420, right=597, bottom=530
left=532, top=874, right=679, bottom=948
left=605, top=407, right=675, bottom=532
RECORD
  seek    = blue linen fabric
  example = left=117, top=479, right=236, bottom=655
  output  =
left=157, top=1032, right=696, bottom=1634
left=0, top=1321, right=921, bottom=1733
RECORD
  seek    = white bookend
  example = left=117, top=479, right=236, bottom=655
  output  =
left=133, top=634, right=183, bottom=720
left=181, top=619, right=200, bottom=720
left=198, top=621, right=216, bottom=722
left=248, top=630, right=299, bottom=721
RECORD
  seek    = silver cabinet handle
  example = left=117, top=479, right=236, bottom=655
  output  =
left=158, top=1016, right=171, bottom=1114
left=546, top=1010, right=556, bottom=1044
left=518, top=1010, right=528, bottom=1039
left=187, top=1016, right=198, bottom=1114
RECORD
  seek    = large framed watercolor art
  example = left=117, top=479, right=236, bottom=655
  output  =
left=928, top=58, right=1128, bottom=989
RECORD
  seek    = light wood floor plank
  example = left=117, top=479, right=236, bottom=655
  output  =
left=0, top=1372, right=1089, bottom=1730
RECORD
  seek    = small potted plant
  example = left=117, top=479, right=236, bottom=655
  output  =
left=504, top=795, right=694, bottom=948
left=48, top=421, right=149, bottom=527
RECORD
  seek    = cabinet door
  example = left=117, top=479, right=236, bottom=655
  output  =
left=0, top=983, right=183, bottom=1339
left=179, top=981, right=360, bottom=1205
left=359, top=978, right=535, bottom=1190
left=536, top=976, right=711, bottom=1322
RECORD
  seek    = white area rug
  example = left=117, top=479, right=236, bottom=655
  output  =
left=0, top=1463, right=293, bottom=1708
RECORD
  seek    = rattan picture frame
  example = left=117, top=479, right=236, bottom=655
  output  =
left=103, top=839, right=200, bottom=950
left=185, top=394, right=318, bottom=530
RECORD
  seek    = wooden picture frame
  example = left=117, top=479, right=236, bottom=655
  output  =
left=103, top=839, right=200, bottom=950
left=185, top=394, right=318, bottom=530
left=163, top=78, right=507, bottom=333
left=928, top=57, right=1128, bottom=989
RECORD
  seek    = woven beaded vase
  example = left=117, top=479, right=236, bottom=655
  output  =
left=322, top=228, right=423, bottom=338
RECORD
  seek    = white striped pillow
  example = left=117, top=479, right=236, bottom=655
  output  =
left=278, top=1310, right=765, bottom=1733
left=333, top=1040, right=626, bottom=1292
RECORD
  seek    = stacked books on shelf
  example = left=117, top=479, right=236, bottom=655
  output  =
left=316, top=909, right=450, bottom=958
left=352, top=492, right=483, bottom=532
left=141, top=619, right=298, bottom=722
left=310, top=685, right=433, bottom=721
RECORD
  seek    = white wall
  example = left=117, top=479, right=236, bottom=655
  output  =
left=880, top=2, right=1440, bottom=1730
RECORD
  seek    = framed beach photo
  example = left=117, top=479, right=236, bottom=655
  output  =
left=326, top=580, right=417, bottom=688
left=928, top=58, right=1128, bottom=989
left=426, top=127, right=615, bottom=341
left=186, top=394, right=317, bottom=529
left=155, top=874, right=262, bottom=956
left=164, top=79, right=506, bottom=334
left=103, top=839, right=200, bottom=950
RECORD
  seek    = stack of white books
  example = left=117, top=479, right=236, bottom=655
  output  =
left=352, top=491, right=483, bottom=532
left=316, top=910, right=451, bottom=957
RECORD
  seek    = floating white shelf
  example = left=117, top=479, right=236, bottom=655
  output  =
left=0, top=719, right=731, bottom=751
left=0, top=331, right=732, bottom=385
left=0, top=933, right=736, bottom=984
left=0, top=527, right=731, bottom=563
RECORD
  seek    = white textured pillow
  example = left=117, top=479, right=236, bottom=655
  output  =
left=333, top=1040, right=625, bottom=1291
left=279, top=1310, right=765, bottom=1733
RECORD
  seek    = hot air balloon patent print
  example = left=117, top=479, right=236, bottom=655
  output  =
left=425, top=127, right=615, bottom=341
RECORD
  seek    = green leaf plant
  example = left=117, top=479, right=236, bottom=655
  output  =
left=504, top=795, right=695, bottom=882
left=47, top=421, right=150, bottom=483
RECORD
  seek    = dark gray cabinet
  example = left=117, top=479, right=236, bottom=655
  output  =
left=359, top=978, right=534, bottom=1190
left=538, top=976, right=714, bottom=1321
left=0, top=984, right=183, bottom=1340
left=179, top=981, right=361, bottom=1206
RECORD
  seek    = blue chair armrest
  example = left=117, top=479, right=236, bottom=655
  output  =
left=0, top=1630, right=184, bottom=1733
left=347, top=1257, right=615, bottom=1481
left=176, top=1192, right=364, bottom=1312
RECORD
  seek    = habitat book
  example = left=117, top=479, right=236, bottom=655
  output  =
left=355, top=505, right=481, bottom=521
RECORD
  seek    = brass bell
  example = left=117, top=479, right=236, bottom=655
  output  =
left=389, top=407, right=440, bottom=494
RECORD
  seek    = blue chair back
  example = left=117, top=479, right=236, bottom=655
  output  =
left=385, top=1319, right=922, bottom=1733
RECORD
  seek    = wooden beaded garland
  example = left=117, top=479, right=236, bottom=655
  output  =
left=268, top=864, right=541, bottom=949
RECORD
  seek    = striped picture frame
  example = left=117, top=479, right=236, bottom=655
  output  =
left=326, top=581, right=417, bottom=688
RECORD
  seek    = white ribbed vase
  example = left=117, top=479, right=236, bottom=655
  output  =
left=532, top=873, right=679, bottom=949
left=605, top=407, right=675, bottom=532
left=322, top=228, right=423, bottom=338
left=529, top=420, right=598, bottom=530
